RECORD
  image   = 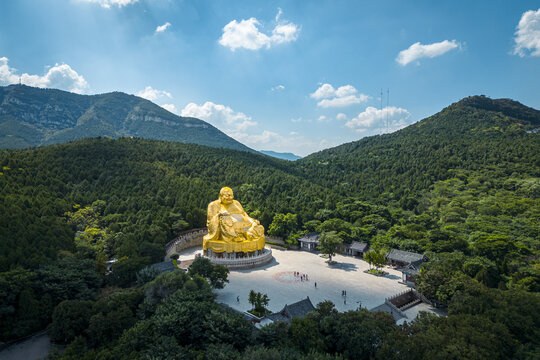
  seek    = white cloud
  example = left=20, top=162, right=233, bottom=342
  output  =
left=181, top=101, right=256, bottom=132
left=310, top=83, right=369, bottom=108
left=161, top=104, right=178, bottom=114
left=80, top=0, right=138, bottom=9
left=234, top=130, right=282, bottom=145
left=513, top=8, right=540, bottom=57
left=0, top=57, right=89, bottom=93
left=275, top=7, right=283, bottom=22
left=155, top=22, right=171, bottom=34
left=336, top=113, right=347, bottom=121
left=219, top=9, right=299, bottom=51
left=396, top=40, right=460, bottom=66
left=310, top=83, right=336, bottom=100
left=271, top=84, right=285, bottom=91
left=317, top=95, right=370, bottom=108
left=136, top=86, right=172, bottom=102
left=317, top=115, right=327, bottom=122
left=346, top=106, right=410, bottom=133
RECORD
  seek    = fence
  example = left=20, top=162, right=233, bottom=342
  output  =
left=164, top=228, right=207, bottom=260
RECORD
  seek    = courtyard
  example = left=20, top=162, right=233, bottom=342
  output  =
left=178, top=246, right=410, bottom=313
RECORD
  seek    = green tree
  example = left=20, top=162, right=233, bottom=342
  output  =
left=318, top=231, right=343, bottom=263
left=188, top=256, right=229, bottom=289
left=248, top=290, right=270, bottom=316
left=268, top=213, right=299, bottom=240
left=49, top=300, right=94, bottom=343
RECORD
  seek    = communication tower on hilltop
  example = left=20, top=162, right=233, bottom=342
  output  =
left=386, top=88, right=390, bottom=134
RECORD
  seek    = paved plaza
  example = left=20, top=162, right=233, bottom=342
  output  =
left=178, top=247, right=410, bottom=313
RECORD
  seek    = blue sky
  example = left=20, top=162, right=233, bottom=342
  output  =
left=1, top=0, right=539, bottom=156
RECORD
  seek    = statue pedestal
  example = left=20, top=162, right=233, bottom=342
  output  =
left=203, top=237, right=265, bottom=253
left=204, top=247, right=273, bottom=270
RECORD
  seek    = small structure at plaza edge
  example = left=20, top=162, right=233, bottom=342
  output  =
left=203, top=187, right=272, bottom=269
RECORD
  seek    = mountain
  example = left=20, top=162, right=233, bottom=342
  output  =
left=0, top=84, right=255, bottom=153
left=260, top=150, right=302, bottom=161
left=295, top=95, right=540, bottom=204
left=1, top=96, right=539, bottom=350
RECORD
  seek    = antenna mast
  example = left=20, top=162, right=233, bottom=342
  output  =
left=386, top=88, right=389, bottom=134
left=380, top=89, right=383, bottom=136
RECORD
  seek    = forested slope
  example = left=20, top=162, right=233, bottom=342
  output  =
left=296, top=95, right=540, bottom=206
left=0, top=96, right=539, bottom=358
left=0, top=138, right=336, bottom=272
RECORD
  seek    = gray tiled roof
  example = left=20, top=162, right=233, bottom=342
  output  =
left=347, top=242, right=369, bottom=252
left=298, top=233, right=319, bottom=244
left=397, top=264, right=420, bottom=276
left=369, top=303, right=405, bottom=322
left=150, top=261, right=177, bottom=274
left=284, top=297, right=316, bottom=318
left=387, top=249, right=425, bottom=264
left=265, top=297, right=316, bottom=324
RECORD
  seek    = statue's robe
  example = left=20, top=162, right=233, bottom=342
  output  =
left=203, top=199, right=264, bottom=252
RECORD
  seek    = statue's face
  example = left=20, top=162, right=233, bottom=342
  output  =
left=220, top=189, right=234, bottom=204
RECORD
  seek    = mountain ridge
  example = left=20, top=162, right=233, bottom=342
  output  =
left=0, top=84, right=256, bottom=153
left=295, top=95, right=540, bottom=203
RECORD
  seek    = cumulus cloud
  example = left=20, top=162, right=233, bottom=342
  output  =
left=0, top=57, right=89, bottom=93
left=310, top=83, right=369, bottom=108
left=80, top=0, right=138, bottom=8
left=346, top=106, right=410, bottom=133
left=181, top=101, right=256, bottom=132
left=336, top=113, right=347, bottom=121
left=271, top=84, right=285, bottom=91
left=136, top=86, right=172, bottom=102
left=513, top=8, right=540, bottom=57
left=317, top=115, right=327, bottom=122
left=155, top=22, right=171, bottom=34
left=234, top=130, right=282, bottom=145
left=219, top=9, right=299, bottom=51
left=161, top=104, right=178, bottom=114
left=396, top=40, right=460, bottom=66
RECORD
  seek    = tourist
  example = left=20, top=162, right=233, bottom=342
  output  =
left=237, top=296, right=239, bottom=302
left=314, top=282, right=317, bottom=288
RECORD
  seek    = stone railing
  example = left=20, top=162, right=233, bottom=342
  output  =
left=412, top=288, right=433, bottom=306
left=207, top=248, right=273, bottom=270
left=164, top=228, right=207, bottom=260
left=387, top=289, right=417, bottom=308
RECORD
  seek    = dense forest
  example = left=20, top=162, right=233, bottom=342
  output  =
left=0, top=95, right=539, bottom=358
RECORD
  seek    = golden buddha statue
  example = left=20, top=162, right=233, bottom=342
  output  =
left=203, top=187, right=265, bottom=253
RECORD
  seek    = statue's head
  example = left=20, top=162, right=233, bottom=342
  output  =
left=219, top=187, right=234, bottom=205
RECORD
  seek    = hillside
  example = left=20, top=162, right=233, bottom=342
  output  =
left=0, top=96, right=538, bottom=355
left=0, top=84, right=255, bottom=153
left=296, top=95, right=540, bottom=206
left=0, top=137, right=336, bottom=272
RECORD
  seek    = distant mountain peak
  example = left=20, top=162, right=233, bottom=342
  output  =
left=451, top=95, right=540, bottom=124
left=260, top=150, right=302, bottom=161
left=0, top=85, right=256, bottom=152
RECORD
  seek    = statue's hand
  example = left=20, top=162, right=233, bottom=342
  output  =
left=219, top=210, right=229, bottom=217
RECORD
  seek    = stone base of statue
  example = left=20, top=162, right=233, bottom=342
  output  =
left=203, top=237, right=265, bottom=253
left=203, top=246, right=273, bottom=270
